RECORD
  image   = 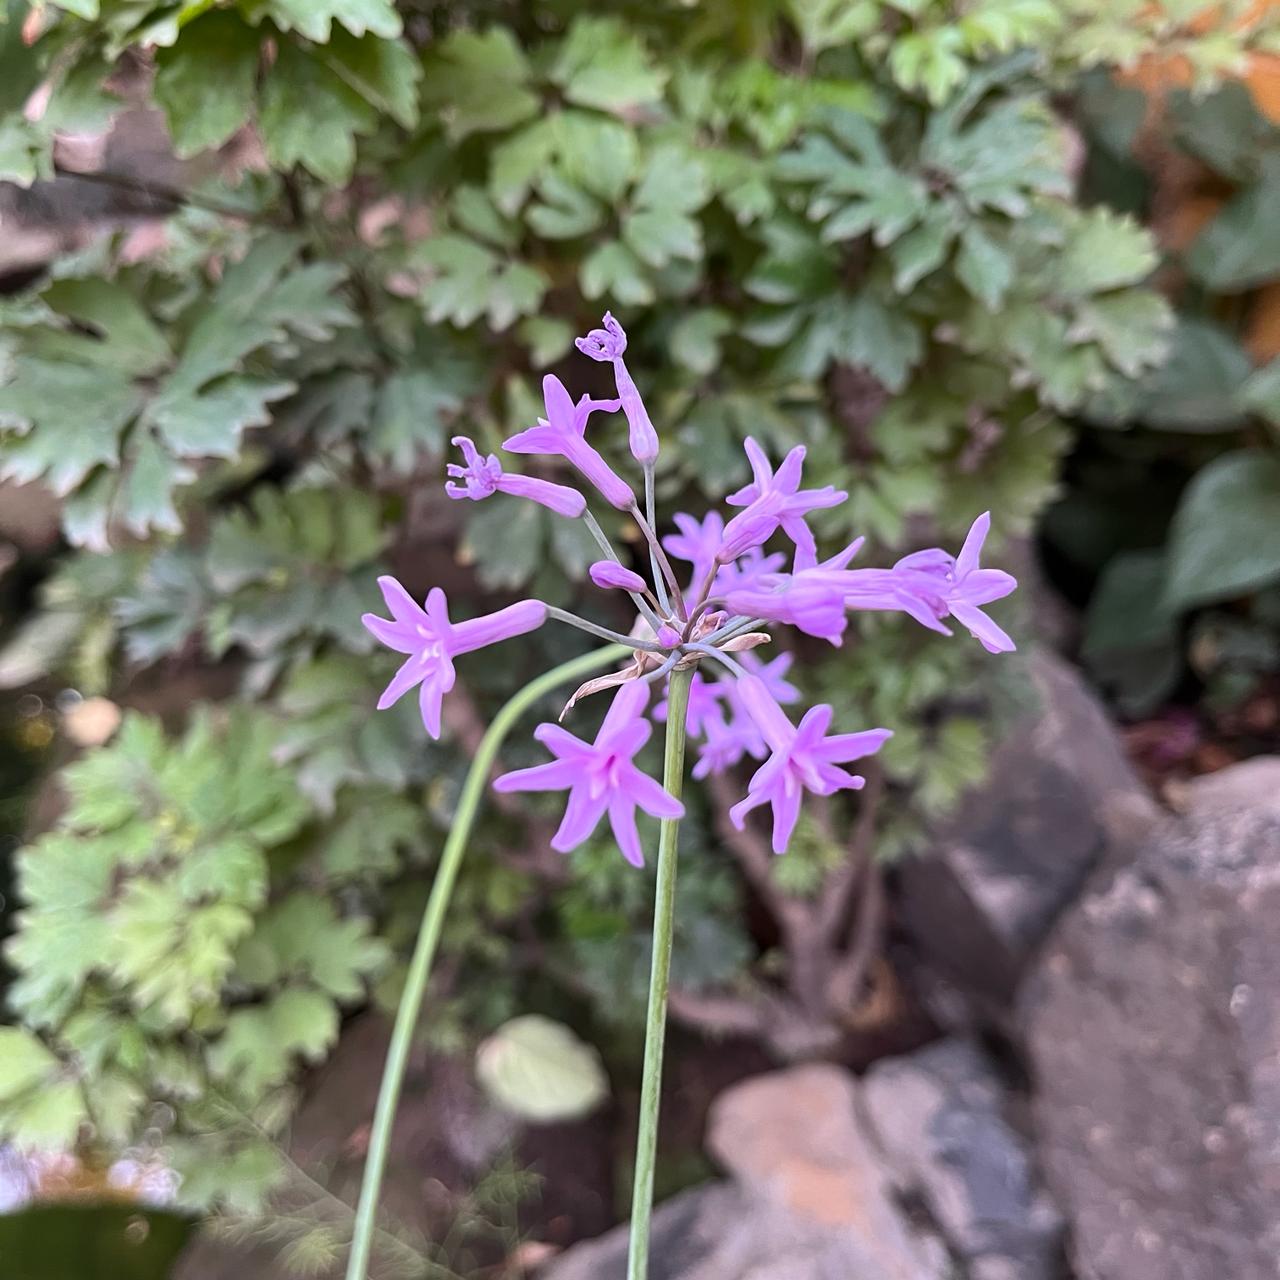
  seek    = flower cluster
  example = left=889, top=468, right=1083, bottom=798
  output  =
left=363, top=313, right=1017, bottom=860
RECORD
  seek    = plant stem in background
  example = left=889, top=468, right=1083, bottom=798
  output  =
left=345, top=644, right=631, bottom=1280
left=626, top=664, right=693, bottom=1280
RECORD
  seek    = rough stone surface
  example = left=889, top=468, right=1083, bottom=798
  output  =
left=899, top=648, right=1157, bottom=1011
left=1169, top=755, right=1280, bottom=821
left=545, top=1064, right=947, bottom=1280
left=861, top=1038, right=1062, bottom=1280
left=1021, top=798, right=1280, bottom=1280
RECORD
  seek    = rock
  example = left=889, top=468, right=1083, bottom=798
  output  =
left=899, top=648, right=1158, bottom=1012
left=1168, top=755, right=1280, bottom=821
left=544, top=1064, right=948, bottom=1280
left=1020, top=798, right=1280, bottom=1280
left=861, top=1038, right=1062, bottom=1280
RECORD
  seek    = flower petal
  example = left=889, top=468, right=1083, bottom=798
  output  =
left=956, top=511, right=990, bottom=579
left=954, top=568, right=1017, bottom=606
left=376, top=654, right=427, bottom=710
left=492, top=758, right=580, bottom=793
left=362, top=613, right=418, bottom=654
left=551, top=784, right=609, bottom=852
left=769, top=776, right=803, bottom=854
left=949, top=601, right=1015, bottom=654
left=620, top=764, right=685, bottom=821
left=608, top=797, right=646, bottom=868
left=377, top=575, right=425, bottom=626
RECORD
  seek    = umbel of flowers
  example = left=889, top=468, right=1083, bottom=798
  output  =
left=364, top=311, right=1016, bottom=857
left=354, top=312, right=1016, bottom=1280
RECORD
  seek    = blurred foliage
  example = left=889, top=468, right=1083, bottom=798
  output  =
left=1052, top=59, right=1280, bottom=716
left=0, top=0, right=1277, bottom=1248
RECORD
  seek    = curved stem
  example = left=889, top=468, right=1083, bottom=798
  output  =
left=685, top=642, right=747, bottom=679
left=627, top=666, right=692, bottom=1280
left=547, top=606, right=661, bottom=652
left=344, top=644, right=631, bottom=1280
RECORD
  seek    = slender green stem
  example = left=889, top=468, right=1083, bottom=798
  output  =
left=547, top=605, right=660, bottom=651
left=642, top=464, right=671, bottom=616
left=626, top=665, right=693, bottom=1280
left=344, top=644, right=631, bottom=1280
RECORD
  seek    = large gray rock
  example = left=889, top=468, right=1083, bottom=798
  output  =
left=899, top=649, right=1157, bottom=1012
left=861, top=1038, right=1062, bottom=1280
left=1020, top=768, right=1280, bottom=1280
left=544, top=1064, right=947, bottom=1280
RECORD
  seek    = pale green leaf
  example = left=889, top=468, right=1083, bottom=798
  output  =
left=552, top=16, right=666, bottom=112
left=476, top=1015, right=608, bottom=1122
left=254, top=0, right=401, bottom=41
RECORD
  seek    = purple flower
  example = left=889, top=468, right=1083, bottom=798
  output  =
left=719, top=438, right=846, bottom=561
left=362, top=577, right=546, bottom=738
left=845, top=513, right=1017, bottom=653
left=575, top=312, right=658, bottom=464
left=664, top=511, right=724, bottom=593
left=713, top=546, right=787, bottom=594
left=589, top=560, right=648, bottom=594
left=493, top=682, right=684, bottom=867
left=446, top=436, right=587, bottom=519
left=728, top=675, right=891, bottom=854
left=723, top=538, right=865, bottom=644
left=504, top=375, right=635, bottom=511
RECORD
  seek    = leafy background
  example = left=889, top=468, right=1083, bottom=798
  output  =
left=0, top=0, right=1279, bottom=1271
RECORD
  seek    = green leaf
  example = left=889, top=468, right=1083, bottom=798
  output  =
left=320, top=29, right=420, bottom=130
left=1095, top=319, right=1251, bottom=433
left=210, top=988, right=339, bottom=1097
left=253, top=0, right=401, bottom=41
left=417, top=234, right=548, bottom=331
left=580, top=240, right=654, bottom=306
left=476, top=1015, right=608, bottom=1122
left=154, top=12, right=260, bottom=157
left=1, top=1080, right=88, bottom=1150
left=670, top=308, right=733, bottom=376
left=1165, top=450, right=1280, bottom=610
left=462, top=497, right=545, bottom=590
left=1083, top=550, right=1182, bottom=717
left=955, top=223, right=1013, bottom=310
left=1240, top=359, right=1280, bottom=426
left=889, top=211, right=955, bottom=292
left=840, top=293, right=923, bottom=392
left=527, top=175, right=605, bottom=240
left=1069, top=291, right=1173, bottom=379
left=552, top=16, right=666, bottom=112
left=1186, top=160, right=1280, bottom=291
left=420, top=28, right=539, bottom=142
left=1055, top=207, right=1157, bottom=293
left=0, top=1028, right=59, bottom=1099
left=260, top=40, right=376, bottom=184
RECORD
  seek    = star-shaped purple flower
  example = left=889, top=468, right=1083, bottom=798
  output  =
left=494, top=682, right=684, bottom=867
left=361, top=577, right=546, bottom=738
left=503, top=375, right=634, bottom=511
left=844, top=513, right=1017, bottom=653
left=719, top=438, right=846, bottom=562
left=446, top=436, right=587, bottom=518
left=728, top=675, right=891, bottom=853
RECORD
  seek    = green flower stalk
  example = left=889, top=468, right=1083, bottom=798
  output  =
left=353, top=310, right=1019, bottom=1279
